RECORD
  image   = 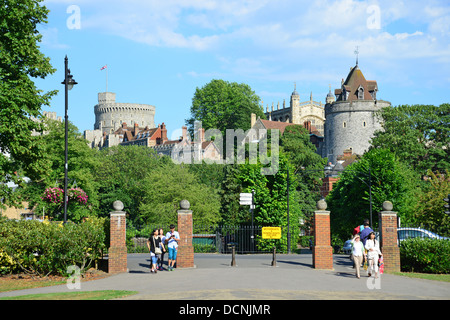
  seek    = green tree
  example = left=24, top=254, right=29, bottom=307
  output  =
left=0, top=0, right=56, bottom=207
left=186, top=79, right=266, bottom=136
left=414, top=170, right=450, bottom=235
left=280, top=125, right=327, bottom=233
left=371, top=104, right=450, bottom=175
left=24, top=119, right=100, bottom=222
left=235, top=151, right=302, bottom=252
left=138, top=162, right=221, bottom=226
left=94, top=145, right=162, bottom=222
left=328, top=148, right=420, bottom=241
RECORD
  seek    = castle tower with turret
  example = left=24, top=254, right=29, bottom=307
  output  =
left=324, top=63, right=390, bottom=164
left=94, top=92, right=155, bottom=134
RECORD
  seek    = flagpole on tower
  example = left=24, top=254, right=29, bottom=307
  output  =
left=100, top=64, right=108, bottom=92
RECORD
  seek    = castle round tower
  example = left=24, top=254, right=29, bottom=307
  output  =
left=324, top=64, right=390, bottom=164
left=94, top=92, right=155, bottom=134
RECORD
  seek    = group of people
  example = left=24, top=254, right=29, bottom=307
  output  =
left=351, top=219, right=383, bottom=279
left=147, top=224, right=180, bottom=273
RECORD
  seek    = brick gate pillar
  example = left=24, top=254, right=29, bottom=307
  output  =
left=108, top=200, right=127, bottom=273
left=177, top=199, right=194, bottom=268
left=379, top=201, right=400, bottom=273
left=313, top=199, right=333, bottom=269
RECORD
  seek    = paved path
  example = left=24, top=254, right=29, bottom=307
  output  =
left=0, top=253, right=449, bottom=300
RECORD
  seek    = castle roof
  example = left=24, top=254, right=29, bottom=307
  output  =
left=334, top=65, right=378, bottom=102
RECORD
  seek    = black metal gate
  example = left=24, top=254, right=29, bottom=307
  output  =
left=127, top=224, right=284, bottom=254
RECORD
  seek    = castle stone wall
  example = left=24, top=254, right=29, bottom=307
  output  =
left=94, top=92, right=155, bottom=134
left=324, top=100, right=389, bottom=163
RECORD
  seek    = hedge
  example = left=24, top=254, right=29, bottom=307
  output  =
left=399, top=238, right=450, bottom=274
left=0, top=217, right=107, bottom=276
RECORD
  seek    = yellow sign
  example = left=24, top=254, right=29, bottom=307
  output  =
left=262, top=227, right=282, bottom=239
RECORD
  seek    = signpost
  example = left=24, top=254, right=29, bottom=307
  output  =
left=240, top=190, right=256, bottom=251
left=262, top=227, right=281, bottom=267
left=261, top=227, right=282, bottom=239
left=239, top=193, right=253, bottom=206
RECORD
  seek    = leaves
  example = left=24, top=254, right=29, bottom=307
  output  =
left=371, top=104, right=450, bottom=175
left=0, top=0, right=56, bottom=207
left=186, top=79, right=266, bottom=137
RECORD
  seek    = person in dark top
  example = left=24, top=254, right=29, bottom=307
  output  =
left=147, top=228, right=164, bottom=274
left=359, top=219, right=373, bottom=246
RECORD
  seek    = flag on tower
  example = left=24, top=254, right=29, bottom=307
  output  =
left=100, top=65, right=107, bottom=70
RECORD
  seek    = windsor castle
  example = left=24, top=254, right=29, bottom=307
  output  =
left=84, top=61, right=390, bottom=165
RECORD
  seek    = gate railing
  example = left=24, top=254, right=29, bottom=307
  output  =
left=127, top=224, right=287, bottom=254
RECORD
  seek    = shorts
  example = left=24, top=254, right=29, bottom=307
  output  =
left=168, top=247, right=178, bottom=260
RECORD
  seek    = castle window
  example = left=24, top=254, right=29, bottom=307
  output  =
left=358, top=86, right=364, bottom=100
left=343, top=122, right=347, bottom=128
left=363, top=121, right=366, bottom=127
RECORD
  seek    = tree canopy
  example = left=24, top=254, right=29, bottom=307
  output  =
left=370, top=104, right=450, bottom=175
left=0, top=0, right=56, bottom=207
left=186, top=79, right=266, bottom=136
left=327, top=148, right=420, bottom=240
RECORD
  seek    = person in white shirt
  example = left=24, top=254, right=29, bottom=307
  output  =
left=165, top=224, right=180, bottom=271
left=351, top=234, right=366, bottom=279
left=365, top=231, right=382, bottom=278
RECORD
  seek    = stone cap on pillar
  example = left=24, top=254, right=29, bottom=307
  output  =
left=315, top=199, right=330, bottom=214
left=110, top=200, right=126, bottom=215
left=178, top=199, right=192, bottom=214
left=380, top=201, right=397, bottom=216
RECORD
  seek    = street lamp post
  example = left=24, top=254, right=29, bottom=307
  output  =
left=61, top=55, right=77, bottom=224
left=287, top=166, right=291, bottom=254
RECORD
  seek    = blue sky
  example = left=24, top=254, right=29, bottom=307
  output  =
left=35, top=0, right=450, bottom=137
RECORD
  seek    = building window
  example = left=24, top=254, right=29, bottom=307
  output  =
left=358, top=86, right=364, bottom=100
left=343, top=122, right=347, bottom=128
left=363, top=121, right=366, bottom=127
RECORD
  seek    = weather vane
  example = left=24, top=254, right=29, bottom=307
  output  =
left=354, top=46, right=359, bottom=66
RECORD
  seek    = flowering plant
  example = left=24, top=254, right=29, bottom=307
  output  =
left=67, top=187, right=88, bottom=204
left=42, top=187, right=88, bottom=205
left=42, top=187, right=64, bottom=204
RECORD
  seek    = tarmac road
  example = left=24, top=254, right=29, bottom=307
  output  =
left=0, top=253, right=449, bottom=300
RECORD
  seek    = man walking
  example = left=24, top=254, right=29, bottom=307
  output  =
left=165, top=224, right=180, bottom=271
left=359, top=219, right=373, bottom=246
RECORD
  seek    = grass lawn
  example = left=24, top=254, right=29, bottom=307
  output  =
left=0, top=290, right=138, bottom=300
left=392, top=272, right=450, bottom=282
left=0, top=276, right=67, bottom=293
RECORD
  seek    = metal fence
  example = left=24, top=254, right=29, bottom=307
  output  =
left=126, top=224, right=288, bottom=254
left=396, top=222, right=449, bottom=243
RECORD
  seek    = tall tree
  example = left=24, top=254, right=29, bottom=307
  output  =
left=138, top=162, right=221, bottom=226
left=0, top=0, right=56, bottom=207
left=280, top=125, right=326, bottom=232
left=186, top=79, right=266, bottom=136
left=94, top=145, right=162, bottom=222
left=23, top=119, right=100, bottom=222
left=327, top=148, right=420, bottom=241
left=370, top=104, right=450, bottom=175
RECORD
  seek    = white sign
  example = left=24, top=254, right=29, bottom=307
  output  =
left=239, top=193, right=253, bottom=205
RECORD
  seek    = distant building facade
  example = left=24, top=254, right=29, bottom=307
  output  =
left=264, top=85, right=325, bottom=136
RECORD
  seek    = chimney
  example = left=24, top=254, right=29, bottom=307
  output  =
left=182, top=126, right=187, bottom=141
left=161, top=123, right=167, bottom=143
left=251, top=113, right=256, bottom=127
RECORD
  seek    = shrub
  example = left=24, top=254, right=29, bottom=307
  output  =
left=400, top=238, right=450, bottom=274
left=0, top=217, right=107, bottom=276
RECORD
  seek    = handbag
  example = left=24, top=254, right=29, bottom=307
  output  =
left=152, top=236, right=162, bottom=255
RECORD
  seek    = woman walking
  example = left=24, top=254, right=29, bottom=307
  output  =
left=147, top=229, right=164, bottom=274
left=351, top=234, right=366, bottom=279
left=158, top=228, right=166, bottom=271
left=365, top=231, right=382, bottom=278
